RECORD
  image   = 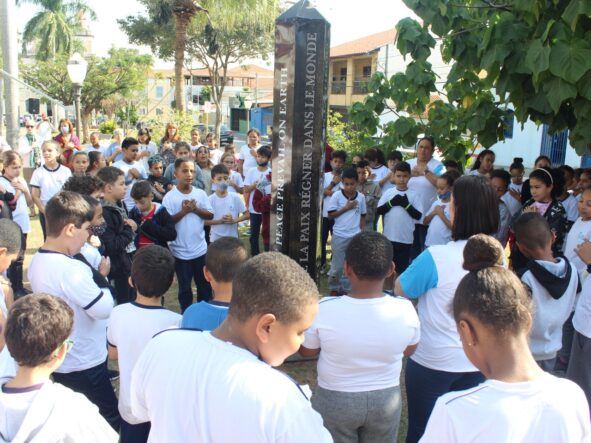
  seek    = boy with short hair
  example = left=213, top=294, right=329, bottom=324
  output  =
left=28, top=191, right=120, bottom=430
left=146, top=155, right=172, bottom=203
left=129, top=180, right=177, bottom=249
left=0, top=293, right=117, bottom=442
left=321, top=149, right=346, bottom=272
left=163, top=157, right=214, bottom=312
left=97, top=166, right=137, bottom=305
left=205, top=164, right=249, bottom=242
left=130, top=252, right=332, bottom=442
left=377, top=161, right=422, bottom=280
left=112, top=137, right=148, bottom=211
left=356, top=160, right=381, bottom=232
left=107, top=245, right=181, bottom=442
left=327, top=167, right=367, bottom=296
left=514, top=213, right=579, bottom=371
left=162, top=141, right=204, bottom=190
left=243, top=145, right=272, bottom=256
left=181, top=237, right=248, bottom=330
left=301, top=232, right=420, bottom=442
left=380, top=150, right=403, bottom=192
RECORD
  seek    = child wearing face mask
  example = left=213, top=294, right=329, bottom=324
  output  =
left=205, top=165, right=249, bottom=242
left=424, top=172, right=456, bottom=248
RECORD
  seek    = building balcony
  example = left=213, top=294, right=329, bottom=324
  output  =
left=353, top=77, right=370, bottom=95
left=331, top=80, right=346, bottom=95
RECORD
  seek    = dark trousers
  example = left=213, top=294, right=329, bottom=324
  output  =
left=52, top=359, right=121, bottom=431
left=39, top=212, right=47, bottom=240
left=391, top=241, right=412, bottom=275
left=410, top=224, right=427, bottom=260
left=405, top=358, right=484, bottom=443
left=8, top=232, right=26, bottom=294
left=112, top=274, right=135, bottom=305
left=120, top=419, right=151, bottom=443
left=175, top=254, right=212, bottom=313
left=250, top=212, right=263, bottom=256
left=320, top=217, right=335, bottom=266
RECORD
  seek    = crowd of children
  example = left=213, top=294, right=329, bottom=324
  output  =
left=0, top=126, right=590, bottom=443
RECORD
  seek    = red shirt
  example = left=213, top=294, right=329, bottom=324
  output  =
left=137, top=204, right=157, bottom=248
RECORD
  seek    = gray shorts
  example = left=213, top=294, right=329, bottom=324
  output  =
left=311, top=385, right=401, bottom=443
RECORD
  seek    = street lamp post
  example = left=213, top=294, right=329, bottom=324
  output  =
left=67, top=53, right=88, bottom=139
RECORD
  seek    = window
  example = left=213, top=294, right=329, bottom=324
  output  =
left=155, top=86, right=164, bottom=98
left=362, top=66, right=371, bottom=78
left=156, top=108, right=163, bottom=116
left=339, top=68, right=347, bottom=82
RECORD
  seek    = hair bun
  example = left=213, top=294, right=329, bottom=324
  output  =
left=463, top=234, right=504, bottom=272
left=513, top=157, right=523, bottom=164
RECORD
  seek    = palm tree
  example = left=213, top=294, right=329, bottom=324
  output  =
left=21, top=0, right=96, bottom=61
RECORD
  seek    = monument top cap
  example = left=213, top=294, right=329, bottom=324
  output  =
left=277, top=0, right=327, bottom=22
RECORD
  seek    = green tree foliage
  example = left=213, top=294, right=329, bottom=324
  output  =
left=350, top=0, right=591, bottom=162
left=20, top=0, right=96, bottom=60
left=21, top=48, right=152, bottom=141
left=327, top=112, right=373, bottom=158
left=119, top=0, right=278, bottom=137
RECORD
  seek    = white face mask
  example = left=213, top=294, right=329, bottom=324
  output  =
left=61, top=126, right=69, bottom=134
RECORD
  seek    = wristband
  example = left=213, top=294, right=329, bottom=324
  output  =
left=388, top=201, right=393, bottom=208
left=405, top=203, right=411, bottom=210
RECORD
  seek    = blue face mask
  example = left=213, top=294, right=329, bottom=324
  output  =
left=89, top=222, right=107, bottom=237
left=212, top=182, right=229, bottom=192
left=438, top=191, right=451, bottom=201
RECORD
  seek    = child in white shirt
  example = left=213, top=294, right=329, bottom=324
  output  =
left=514, top=213, right=579, bottom=371
left=420, top=234, right=590, bottom=443
left=301, top=232, right=420, bottom=442
left=30, top=140, right=71, bottom=239
left=424, top=173, right=454, bottom=247
left=206, top=164, right=249, bottom=242
left=107, top=246, right=181, bottom=441
left=163, top=158, right=214, bottom=313
left=112, top=137, right=147, bottom=211
left=130, top=253, right=332, bottom=442
left=220, top=152, right=244, bottom=194
left=564, top=187, right=591, bottom=278
left=376, top=161, right=422, bottom=283
left=321, top=150, right=346, bottom=271
left=327, top=167, right=366, bottom=296
left=0, top=294, right=117, bottom=442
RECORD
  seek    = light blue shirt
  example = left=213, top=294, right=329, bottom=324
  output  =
left=181, top=301, right=229, bottom=330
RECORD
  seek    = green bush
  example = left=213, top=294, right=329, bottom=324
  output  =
left=99, top=120, right=117, bottom=135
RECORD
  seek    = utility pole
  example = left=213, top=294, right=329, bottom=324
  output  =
left=0, top=0, right=20, bottom=148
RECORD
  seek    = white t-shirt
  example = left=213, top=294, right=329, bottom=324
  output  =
left=0, top=380, right=118, bottom=443
left=327, top=190, right=367, bottom=238
left=244, top=167, right=271, bottom=214
left=425, top=200, right=452, bottom=247
left=107, top=302, right=180, bottom=424
left=500, top=191, right=522, bottom=217
left=574, top=276, right=591, bottom=340
left=209, top=148, right=223, bottom=166
left=407, top=157, right=442, bottom=223
left=399, top=240, right=478, bottom=372
left=28, top=250, right=114, bottom=373
left=370, top=165, right=390, bottom=189
left=29, top=164, right=72, bottom=205
left=322, top=172, right=342, bottom=218
left=80, top=242, right=101, bottom=270
left=130, top=330, right=332, bottom=443
left=239, top=144, right=260, bottom=176
left=564, top=217, right=591, bottom=277
left=138, top=142, right=158, bottom=171
left=561, top=194, right=579, bottom=222
left=304, top=295, right=419, bottom=392
left=208, top=192, right=247, bottom=242
left=0, top=285, right=16, bottom=380
left=0, top=177, right=31, bottom=234
left=112, top=160, right=148, bottom=211
left=509, top=182, right=523, bottom=194
left=228, top=170, right=244, bottom=194
left=420, top=374, right=590, bottom=443
left=162, top=186, right=212, bottom=260
left=378, top=187, right=421, bottom=244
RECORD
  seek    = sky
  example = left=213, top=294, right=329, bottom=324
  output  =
left=16, top=0, right=417, bottom=68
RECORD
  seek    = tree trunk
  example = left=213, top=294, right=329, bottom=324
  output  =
left=0, top=0, right=20, bottom=149
left=174, top=13, right=189, bottom=114
left=81, top=112, right=91, bottom=143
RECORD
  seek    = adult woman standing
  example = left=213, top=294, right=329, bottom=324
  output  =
left=17, top=118, right=41, bottom=177
left=137, top=127, right=158, bottom=170
left=407, top=136, right=443, bottom=257
left=159, top=123, right=180, bottom=167
left=195, top=146, right=213, bottom=195
left=53, top=118, right=81, bottom=166
left=104, top=128, right=124, bottom=164
left=394, top=175, right=500, bottom=443
left=238, top=128, right=261, bottom=178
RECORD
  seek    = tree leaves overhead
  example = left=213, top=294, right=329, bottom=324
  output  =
left=351, top=0, right=591, bottom=160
